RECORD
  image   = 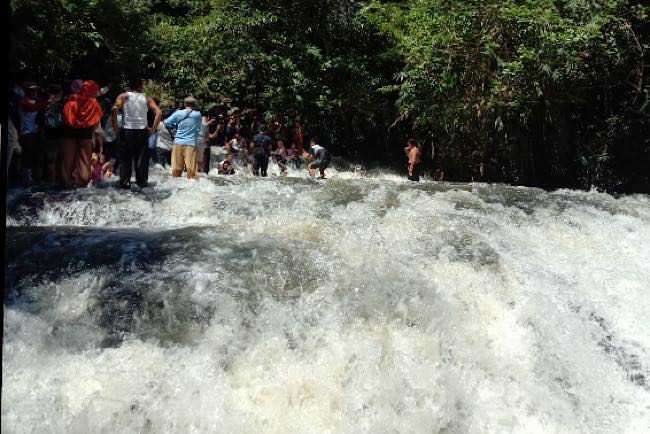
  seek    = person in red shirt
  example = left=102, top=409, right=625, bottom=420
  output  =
left=293, top=120, right=305, bottom=155
left=60, top=80, right=103, bottom=187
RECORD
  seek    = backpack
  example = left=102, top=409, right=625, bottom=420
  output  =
left=156, top=122, right=174, bottom=150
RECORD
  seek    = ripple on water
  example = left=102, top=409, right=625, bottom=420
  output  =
left=3, top=170, right=650, bottom=433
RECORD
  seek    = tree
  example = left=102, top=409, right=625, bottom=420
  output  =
left=150, top=0, right=399, bottom=159
left=10, top=0, right=150, bottom=85
left=366, top=0, right=649, bottom=191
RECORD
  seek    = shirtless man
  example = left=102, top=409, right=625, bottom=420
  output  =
left=405, top=139, right=422, bottom=182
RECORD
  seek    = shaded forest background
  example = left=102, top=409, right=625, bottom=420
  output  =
left=9, top=0, right=650, bottom=192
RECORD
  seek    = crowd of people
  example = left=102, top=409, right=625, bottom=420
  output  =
left=6, top=77, right=335, bottom=190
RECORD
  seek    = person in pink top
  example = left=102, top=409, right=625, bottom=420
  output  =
left=90, top=152, right=103, bottom=185
left=273, top=140, right=289, bottom=175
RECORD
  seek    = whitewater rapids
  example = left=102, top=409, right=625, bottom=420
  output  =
left=3, top=166, right=650, bottom=433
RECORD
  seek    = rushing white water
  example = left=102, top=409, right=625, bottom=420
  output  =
left=3, top=166, right=650, bottom=433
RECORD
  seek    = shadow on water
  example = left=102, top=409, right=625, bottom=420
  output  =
left=6, top=185, right=174, bottom=226
left=5, top=226, right=327, bottom=350
left=559, top=301, right=650, bottom=391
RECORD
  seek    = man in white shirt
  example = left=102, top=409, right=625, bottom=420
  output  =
left=112, top=77, right=162, bottom=188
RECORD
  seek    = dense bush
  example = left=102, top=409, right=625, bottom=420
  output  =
left=10, top=0, right=649, bottom=192
left=366, top=0, right=649, bottom=191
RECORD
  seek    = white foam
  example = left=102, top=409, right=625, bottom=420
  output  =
left=3, top=172, right=650, bottom=432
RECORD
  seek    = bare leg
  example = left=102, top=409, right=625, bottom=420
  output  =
left=94, top=131, right=104, bottom=154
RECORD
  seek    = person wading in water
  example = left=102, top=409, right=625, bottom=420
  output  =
left=252, top=124, right=271, bottom=177
left=111, top=77, right=162, bottom=188
left=163, top=96, right=204, bottom=179
left=405, top=138, right=422, bottom=182
left=304, top=137, right=331, bottom=179
left=60, top=80, right=103, bottom=188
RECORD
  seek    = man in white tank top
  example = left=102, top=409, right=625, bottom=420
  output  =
left=111, top=77, right=162, bottom=188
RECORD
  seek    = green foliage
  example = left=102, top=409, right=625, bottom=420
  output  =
left=11, top=0, right=151, bottom=84
left=10, top=0, right=649, bottom=191
left=366, top=0, right=649, bottom=191
left=149, top=0, right=399, bottom=158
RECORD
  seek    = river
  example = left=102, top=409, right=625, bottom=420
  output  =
left=3, top=166, right=650, bottom=433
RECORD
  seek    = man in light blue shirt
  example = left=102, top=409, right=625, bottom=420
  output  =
left=164, top=96, right=203, bottom=178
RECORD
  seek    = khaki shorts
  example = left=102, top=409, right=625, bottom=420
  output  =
left=171, top=144, right=197, bottom=174
left=196, top=146, right=205, bottom=165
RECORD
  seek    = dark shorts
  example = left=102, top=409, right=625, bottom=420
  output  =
left=408, top=163, right=421, bottom=182
left=19, top=133, right=44, bottom=169
left=104, top=140, right=119, bottom=159
left=44, top=127, right=63, bottom=163
left=311, top=156, right=330, bottom=170
left=45, top=139, right=60, bottom=163
left=60, top=125, right=94, bottom=140
left=254, top=148, right=269, bottom=163
left=44, top=126, right=63, bottom=140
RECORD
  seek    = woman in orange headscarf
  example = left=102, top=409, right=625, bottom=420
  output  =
left=59, top=80, right=102, bottom=188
